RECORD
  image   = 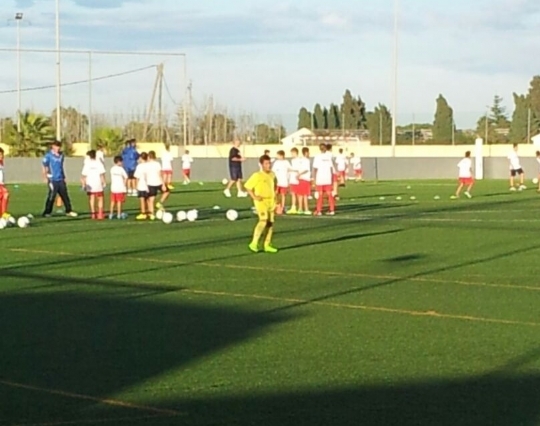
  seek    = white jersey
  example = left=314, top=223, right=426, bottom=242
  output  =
left=110, top=165, right=128, bottom=194
left=162, top=151, right=174, bottom=171
left=134, top=162, right=149, bottom=192
left=350, top=156, right=362, bottom=170
left=272, top=159, right=291, bottom=188
left=289, top=158, right=301, bottom=185
left=335, top=154, right=348, bottom=172
left=181, top=154, right=193, bottom=170
left=313, top=152, right=334, bottom=186
left=457, top=158, right=472, bottom=178
left=297, top=157, right=311, bottom=182
left=146, top=160, right=163, bottom=187
left=0, top=161, right=5, bottom=185
left=96, top=150, right=105, bottom=165
left=508, top=151, right=521, bottom=170
left=537, top=157, right=540, bottom=170
left=82, top=159, right=106, bottom=193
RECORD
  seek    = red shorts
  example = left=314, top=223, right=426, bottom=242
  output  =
left=88, top=192, right=104, bottom=197
left=111, top=193, right=126, bottom=203
left=297, top=180, right=311, bottom=196
left=354, top=168, right=362, bottom=176
left=317, top=185, right=333, bottom=193
left=332, top=174, right=338, bottom=183
left=276, top=186, right=288, bottom=195
left=459, top=177, right=474, bottom=185
left=338, top=170, right=346, bottom=179
left=290, top=184, right=300, bottom=195
left=162, top=170, right=173, bottom=176
left=182, top=169, right=190, bottom=177
left=0, top=185, right=8, bottom=198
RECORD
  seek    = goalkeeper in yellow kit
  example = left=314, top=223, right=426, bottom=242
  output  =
left=244, top=155, right=278, bottom=253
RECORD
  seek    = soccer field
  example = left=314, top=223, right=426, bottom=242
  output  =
left=1, top=180, right=540, bottom=426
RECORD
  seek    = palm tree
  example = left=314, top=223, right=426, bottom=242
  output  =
left=7, top=112, right=55, bottom=157
left=93, top=127, right=124, bottom=156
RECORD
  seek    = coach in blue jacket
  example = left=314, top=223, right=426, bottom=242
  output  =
left=42, top=141, right=78, bottom=217
left=121, top=139, right=139, bottom=196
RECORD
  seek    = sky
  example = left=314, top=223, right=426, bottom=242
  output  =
left=0, top=0, right=539, bottom=131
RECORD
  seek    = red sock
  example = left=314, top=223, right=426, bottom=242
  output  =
left=327, top=191, right=335, bottom=212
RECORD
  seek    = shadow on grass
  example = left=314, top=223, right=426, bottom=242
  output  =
left=144, top=373, right=540, bottom=426
left=0, top=285, right=295, bottom=425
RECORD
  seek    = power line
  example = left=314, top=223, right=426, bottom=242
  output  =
left=161, top=73, right=178, bottom=105
left=0, top=64, right=157, bottom=94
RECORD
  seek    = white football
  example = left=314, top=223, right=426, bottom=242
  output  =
left=176, top=211, right=187, bottom=222
left=213, top=205, right=221, bottom=210
left=162, top=212, right=173, bottom=224
left=156, top=210, right=164, bottom=220
left=222, top=178, right=228, bottom=185
left=533, top=178, right=539, bottom=185
left=226, top=209, right=239, bottom=221
left=186, top=210, right=198, bottom=222
left=17, top=217, right=29, bottom=228
left=7, top=216, right=16, bottom=226
left=0, top=218, right=6, bottom=229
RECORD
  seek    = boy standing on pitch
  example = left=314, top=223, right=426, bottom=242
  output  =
left=134, top=152, right=150, bottom=220
left=161, top=144, right=175, bottom=190
left=508, top=143, right=526, bottom=191
left=451, top=151, right=474, bottom=199
left=109, top=156, right=128, bottom=219
left=81, top=150, right=107, bottom=219
left=313, top=143, right=336, bottom=216
left=296, top=147, right=312, bottom=215
left=287, top=148, right=301, bottom=215
left=181, top=149, right=193, bottom=185
left=245, top=155, right=278, bottom=254
left=0, top=148, right=9, bottom=218
left=272, top=150, right=291, bottom=215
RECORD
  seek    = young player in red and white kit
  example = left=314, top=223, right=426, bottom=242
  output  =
left=349, top=153, right=363, bottom=182
left=451, top=151, right=474, bottom=199
left=297, top=147, right=312, bottom=215
left=272, top=150, right=291, bottom=215
left=109, top=156, right=128, bottom=219
left=0, top=148, right=9, bottom=218
left=313, top=144, right=336, bottom=216
left=287, top=148, right=301, bottom=215
left=181, top=150, right=193, bottom=185
left=81, top=149, right=107, bottom=219
left=161, top=144, right=175, bottom=189
left=335, top=148, right=348, bottom=186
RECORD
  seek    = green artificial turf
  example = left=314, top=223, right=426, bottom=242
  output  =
left=1, top=180, right=540, bottom=426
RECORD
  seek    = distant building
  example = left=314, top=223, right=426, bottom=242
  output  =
left=281, top=128, right=370, bottom=146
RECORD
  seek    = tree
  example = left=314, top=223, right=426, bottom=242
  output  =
left=297, top=107, right=312, bottom=129
left=313, top=104, right=325, bottom=129
left=93, top=127, right=124, bottom=156
left=51, top=106, right=88, bottom=146
left=366, top=104, right=392, bottom=144
left=509, top=93, right=530, bottom=144
left=475, top=95, right=510, bottom=144
left=254, top=123, right=285, bottom=144
left=340, top=90, right=367, bottom=130
left=6, top=111, right=55, bottom=157
left=327, top=104, right=340, bottom=130
left=432, top=94, right=454, bottom=144
left=527, top=76, right=540, bottom=137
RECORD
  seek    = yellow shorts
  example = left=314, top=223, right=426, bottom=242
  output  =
left=254, top=201, right=275, bottom=222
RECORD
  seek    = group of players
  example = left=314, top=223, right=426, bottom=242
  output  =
left=79, top=140, right=195, bottom=220
left=224, top=140, right=363, bottom=217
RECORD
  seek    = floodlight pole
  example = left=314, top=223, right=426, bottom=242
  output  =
left=55, top=0, right=62, bottom=141
left=15, top=13, right=23, bottom=132
left=88, top=51, right=93, bottom=146
left=391, top=0, right=399, bottom=156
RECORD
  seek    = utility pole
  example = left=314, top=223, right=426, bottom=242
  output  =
left=527, top=108, right=531, bottom=143
left=15, top=13, right=23, bottom=132
left=451, top=118, right=455, bottom=145
left=158, top=63, right=164, bottom=143
left=143, top=64, right=162, bottom=141
left=412, top=113, right=416, bottom=146
left=391, top=0, right=399, bottom=156
left=55, top=0, right=62, bottom=141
